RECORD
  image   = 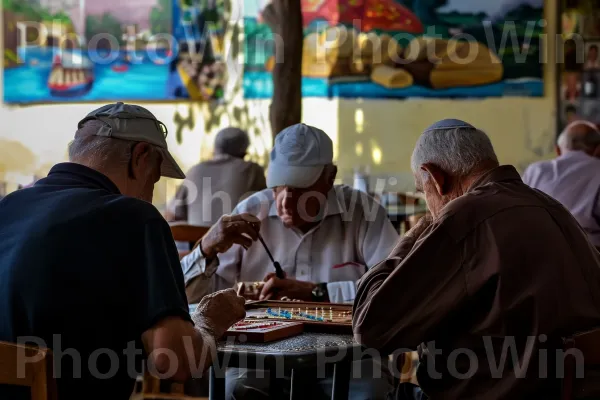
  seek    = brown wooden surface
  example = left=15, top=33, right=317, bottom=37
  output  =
left=131, top=373, right=208, bottom=400
left=262, top=0, right=303, bottom=137
left=224, top=320, right=304, bottom=343
left=0, top=341, right=57, bottom=400
left=562, top=327, right=600, bottom=400
left=169, top=224, right=210, bottom=244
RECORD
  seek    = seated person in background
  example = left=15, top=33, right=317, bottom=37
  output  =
left=182, top=123, right=398, bottom=304
left=523, top=120, right=600, bottom=250
left=166, top=127, right=266, bottom=226
left=353, top=119, right=600, bottom=400
left=182, top=123, right=399, bottom=399
left=0, top=103, right=246, bottom=400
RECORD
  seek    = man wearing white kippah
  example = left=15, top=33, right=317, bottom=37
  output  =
left=181, top=123, right=399, bottom=398
left=354, top=119, right=600, bottom=400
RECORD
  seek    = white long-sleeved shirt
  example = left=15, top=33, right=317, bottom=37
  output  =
left=180, top=185, right=399, bottom=303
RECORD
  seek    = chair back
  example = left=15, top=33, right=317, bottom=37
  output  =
left=562, top=328, right=600, bottom=400
left=0, top=341, right=57, bottom=400
left=169, top=224, right=210, bottom=259
left=130, top=372, right=207, bottom=400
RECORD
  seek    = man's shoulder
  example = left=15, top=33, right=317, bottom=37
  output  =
left=106, top=196, right=165, bottom=223
left=524, top=159, right=553, bottom=175
left=234, top=188, right=274, bottom=220
left=0, top=185, right=160, bottom=224
left=438, top=177, right=562, bottom=242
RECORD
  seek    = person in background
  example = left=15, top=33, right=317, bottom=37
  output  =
left=565, top=104, right=578, bottom=124
left=353, top=119, right=600, bottom=400
left=564, top=72, right=581, bottom=101
left=166, top=127, right=266, bottom=226
left=0, top=103, right=246, bottom=400
left=181, top=123, right=399, bottom=399
left=586, top=44, right=600, bottom=70
left=523, top=120, right=600, bottom=251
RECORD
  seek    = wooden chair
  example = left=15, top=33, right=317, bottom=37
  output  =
left=562, top=328, right=600, bottom=400
left=169, top=223, right=210, bottom=259
left=0, top=341, right=57, bottom=400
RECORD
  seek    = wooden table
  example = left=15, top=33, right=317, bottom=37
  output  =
left=209, top=332, right=360, bottom=400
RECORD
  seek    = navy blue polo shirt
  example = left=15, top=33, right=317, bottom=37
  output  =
left=0, top=163, right=191, bottom=400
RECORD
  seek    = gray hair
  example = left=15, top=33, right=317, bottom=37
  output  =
left=68, top=120, right=158, bottom=171
left=557, top=121, right=600, bottom=153
left=411, top=126, right=499, bottom=176
left=214, top=127, right=250, bottom=158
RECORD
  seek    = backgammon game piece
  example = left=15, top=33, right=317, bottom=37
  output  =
left=243, top=300, right=353, bottom=334
left=223, top=319, right=304, bottom=343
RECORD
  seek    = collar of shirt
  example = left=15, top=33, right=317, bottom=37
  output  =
left=559, top=150, right=596, bottom=162
left=467, top=165, right=522, bottom=193
left=266, top=187, right=345, bottom=220
left=41, top=162, right=121, bottom=194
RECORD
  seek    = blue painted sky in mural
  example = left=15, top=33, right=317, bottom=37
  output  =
left=439, top=0, right=543, bottom=18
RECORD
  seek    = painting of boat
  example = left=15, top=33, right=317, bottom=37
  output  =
left=47, top=53, right=94, bottom=98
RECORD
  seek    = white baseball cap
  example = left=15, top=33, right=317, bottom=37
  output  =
left=77, top=102, right=185, bottom=179
left=267, top=123, right=334, bottom=188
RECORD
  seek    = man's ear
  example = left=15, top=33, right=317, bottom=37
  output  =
left=130, top=142, right=152, bottom=180
left=327, top=165, right=338, bottom=187
left=556, top=145, right=562, bottom=157
left=420, top=163, right=448, bottom=196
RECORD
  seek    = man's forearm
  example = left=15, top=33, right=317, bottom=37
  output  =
left=188, top=326, right=218, bottom=376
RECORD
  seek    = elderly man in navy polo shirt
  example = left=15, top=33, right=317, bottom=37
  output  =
left=0, top=103, right=248, bottom=400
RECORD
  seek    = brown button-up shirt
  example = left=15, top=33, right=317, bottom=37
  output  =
left=353, top=165, right=600, bottom=399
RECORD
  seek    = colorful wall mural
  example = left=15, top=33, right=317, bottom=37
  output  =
left=2, top=0, right=226, bottom=104
left=244, top=0, right=545, bottom=99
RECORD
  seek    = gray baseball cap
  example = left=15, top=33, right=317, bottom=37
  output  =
left=77, top=102, right=185, bottom=179
left=267, top=123, right=333, bottom=188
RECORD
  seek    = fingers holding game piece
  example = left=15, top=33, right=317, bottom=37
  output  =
left=259, top=276, right=279, bottom=300
left=259, top=277, right=317, bottom=301
left=263, top=271, right=287, bottom=282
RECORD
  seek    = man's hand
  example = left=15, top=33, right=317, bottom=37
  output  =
left=200, top=213, right=261, bottom=258
left=192, top=289, right=246, bottom=339
left=260, top=273, right=316, bottom=301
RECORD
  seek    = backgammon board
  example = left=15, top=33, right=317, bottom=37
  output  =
left=243, top=300, right=353, bottom=334
left=224, top=320, right=304, bottom=343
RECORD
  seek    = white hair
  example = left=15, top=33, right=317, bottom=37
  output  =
left=557, top=120, right=600, bottom=153
left=68, top=120, right=159, bottom=171
left=411, top=126, right=499, bottom=176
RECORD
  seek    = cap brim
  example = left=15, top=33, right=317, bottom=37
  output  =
left=159, top=149, right=186, bottom=179
left=267, top=163, right=324, bottom=189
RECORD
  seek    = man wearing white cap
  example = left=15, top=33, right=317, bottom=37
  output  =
left=0, top=103, right=246, bottom=400
left=181, top=123, right=398, bottom=398
left=182, top=122, right=398, bottom=304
